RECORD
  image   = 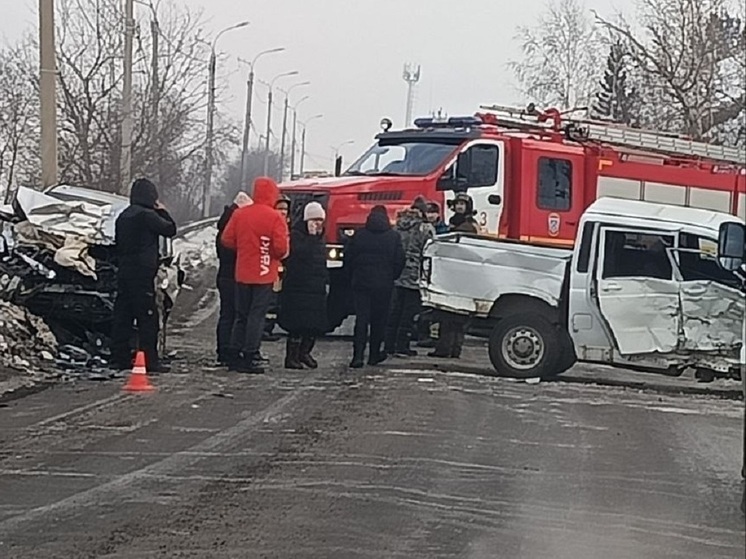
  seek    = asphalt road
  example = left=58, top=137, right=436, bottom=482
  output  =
left=0, top=332, right=744, bottom=558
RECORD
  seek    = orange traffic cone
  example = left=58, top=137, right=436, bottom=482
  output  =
left=123, top=351, right=155, bottom=393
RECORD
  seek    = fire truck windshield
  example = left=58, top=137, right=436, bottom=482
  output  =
left=345, top=140, right=456, bottom=177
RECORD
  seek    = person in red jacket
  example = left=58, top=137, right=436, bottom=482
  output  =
left=221, top=177, right=289, bottom=373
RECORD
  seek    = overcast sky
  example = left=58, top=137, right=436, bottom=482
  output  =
left=3, top=0, right=621, bottom=172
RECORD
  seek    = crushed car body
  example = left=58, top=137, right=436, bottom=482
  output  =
left=0, top=184, right=183, bottom=360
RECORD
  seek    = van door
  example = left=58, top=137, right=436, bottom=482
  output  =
left=440, top=140, right=504, bottom=235
left=674, top=233, right=745, bottom=352
left=594, top=227, right=681, bottom=355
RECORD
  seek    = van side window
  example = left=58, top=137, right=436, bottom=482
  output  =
left=537, top=157, right=572, bottom=211
left=602, top=231, right=675, bottom=280
left=678, top=233, right=741, bottom=288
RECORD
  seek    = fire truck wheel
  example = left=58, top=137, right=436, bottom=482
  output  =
left=488, top=313, right=562, bottom=379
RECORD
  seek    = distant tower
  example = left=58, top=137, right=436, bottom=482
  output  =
left=402, top=63, right=421, bottom=126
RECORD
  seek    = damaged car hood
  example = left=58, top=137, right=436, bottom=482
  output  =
left=15, top=185, right=128, bottom=245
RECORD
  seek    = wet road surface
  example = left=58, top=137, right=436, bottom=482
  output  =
left=0, top=337, right=744, bottom=558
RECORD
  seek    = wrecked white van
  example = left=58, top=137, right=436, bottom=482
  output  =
left=421, top=198, right=745, bottom=379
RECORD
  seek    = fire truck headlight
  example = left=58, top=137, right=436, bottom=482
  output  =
left=328, top=247, right=343, bottom=261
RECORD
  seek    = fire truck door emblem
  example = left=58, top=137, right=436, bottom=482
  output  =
left=548, top=213, right=561, bottom=237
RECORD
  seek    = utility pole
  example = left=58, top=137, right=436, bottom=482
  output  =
left=298, top=114, right=322, bottom=177
left=263, top=87, right=274, bottom=176
left=39, top=0, right=58, bottom=188
left=202, top=21, right=249, bottom=218
left=240, top=71, right=256, bottom=185
left=203, top=48, right=217, bottom=217
left=299, top=126, right=306, bottom=176
left=278, top=94, right=289, bottom=181
left=263, top=70, right=299, bottom=177
left=120, top=0, right=135, bottom=194
left=240, top=47, right=285, bottom=187
left=150, top=16, right=160, bottom=185
left=289, top=110, right=298, bottom=180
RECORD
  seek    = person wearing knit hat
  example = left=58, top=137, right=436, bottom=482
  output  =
left=277, top=201, right=329, bottom=369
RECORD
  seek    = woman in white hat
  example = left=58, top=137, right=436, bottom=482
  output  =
left=277, top=201, right=329, bottom=369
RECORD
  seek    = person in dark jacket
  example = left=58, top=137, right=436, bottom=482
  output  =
left=384, top=196, right=435, bottom=358
left=429, top=197, right=479, bottom=359
left=426, top=201, right=449, bottom=235
left=111, top=178, right=177, bottom=372
left=264, top=196, right=291, bottom=342
left=447, top=192, right=478, bottom=230
left=278, top=202, right=329, bottom=369
left=343, top=205, right=405, bottom=368
left=215, top=191, right=252, bottom=365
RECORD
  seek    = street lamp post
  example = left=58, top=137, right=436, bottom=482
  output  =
left=279, top=82, right=310, bottom=181
left=299, top=114, right=323, bottom=176
left=289, top=95, right=310, bottom=180
left=202, top=20, right=249, bottom=218
left=263, top=70, right=299, bottom=176
left=332, top=140, right=355, bottom=175
left=240, top=47, right=284, bottom=187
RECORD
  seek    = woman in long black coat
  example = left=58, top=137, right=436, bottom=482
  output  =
left=278, top=201, right=329, bottom=369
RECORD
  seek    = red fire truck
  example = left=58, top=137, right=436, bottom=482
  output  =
left=279, top=104, right=746, bottom=329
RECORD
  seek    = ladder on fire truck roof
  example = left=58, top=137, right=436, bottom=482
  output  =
left=479, top=103, right=746, bottom=166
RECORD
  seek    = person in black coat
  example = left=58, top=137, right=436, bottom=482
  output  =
left=112, top=178, right=177, bottom=372
left=343, top=205, right=406, bottom=368
left=278, top=202, right=329, bottom=369
left=215, top=191, right=252, bottom=365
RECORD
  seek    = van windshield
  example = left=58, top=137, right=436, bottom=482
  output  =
left=345, top=141, right=456, bottom=177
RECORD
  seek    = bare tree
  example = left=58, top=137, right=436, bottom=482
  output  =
left=509, top=0, right=603, bottom=110
left=0, top=37, right=39, bottom=202
left=595, top=0, right=745, bottom=144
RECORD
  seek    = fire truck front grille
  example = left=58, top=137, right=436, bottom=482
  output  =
left=284, top=191, right=329, bottom=227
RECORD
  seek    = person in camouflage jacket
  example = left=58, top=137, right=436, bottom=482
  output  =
left=384, top=196, right=435, bottom=357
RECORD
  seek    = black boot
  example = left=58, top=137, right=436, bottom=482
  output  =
left=350, top=343, right=365, bottom=369
left=284, top=337, right=304, bottom=370
left=299, top=337, right=318, bottom=369
left=450, top=327, right=466, bottom=359
left=429, top=322, right=454, bottom=358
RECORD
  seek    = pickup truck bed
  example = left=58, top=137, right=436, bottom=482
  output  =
left=421, top=234, right=572, bottom=317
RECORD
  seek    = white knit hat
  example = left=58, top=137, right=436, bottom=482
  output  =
left=303, top=201, right=326, bottom=221
left=233, top=191, right=252, bottom=208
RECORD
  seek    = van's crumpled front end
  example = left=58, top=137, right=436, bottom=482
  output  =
left=0, top=185, right=184, bottom=355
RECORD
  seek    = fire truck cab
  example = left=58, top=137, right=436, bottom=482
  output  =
left=279, top=104, right=746, bottom=330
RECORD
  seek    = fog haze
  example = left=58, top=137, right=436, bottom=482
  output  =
left=2, top=0, right=619, bottom=172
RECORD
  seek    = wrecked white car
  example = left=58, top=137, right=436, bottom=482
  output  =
left=0, top=184, right=183, bottom=359
left=421, top=198, right=745, bottom=379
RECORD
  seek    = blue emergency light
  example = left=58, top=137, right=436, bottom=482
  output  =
left=413, top=116, right=483, bottom=129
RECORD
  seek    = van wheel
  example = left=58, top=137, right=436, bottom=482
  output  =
left=488, top=313, right=562, bottom=379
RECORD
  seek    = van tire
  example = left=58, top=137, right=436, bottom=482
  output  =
left=488, top=313, right=563, bottom=379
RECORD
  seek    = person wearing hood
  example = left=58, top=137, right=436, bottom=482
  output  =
left=221, top=177, right=289, bottom=374
left=215, top=191, right=252, bottom=366
left=343, top=205, right=405, bottom=368
left=111, top=178, right=177, bottom=372
left=278, top=202, right=329, bottom=369
left=383, top=196, right=435, bottom=358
